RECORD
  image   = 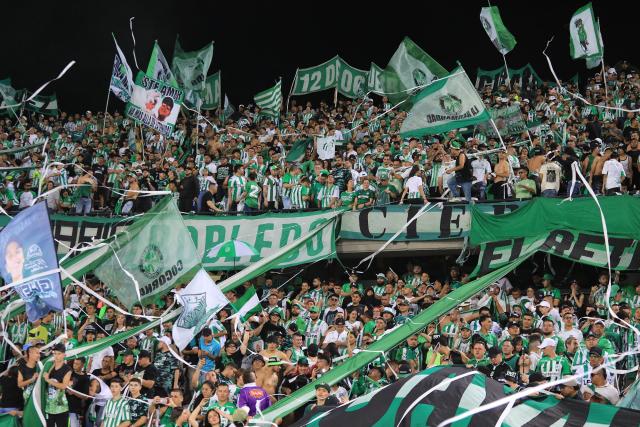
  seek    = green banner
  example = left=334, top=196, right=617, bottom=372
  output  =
left=367, top=62, right=384, bottom=94
left=200, top=71, right=221, bottom=110
left=336, top=58, right=368, bottom=99
left=475, top=63, right=544, bottom=91
left=0, top=141, right=45, bottom=155
left=187, top=209, right=338, bottom=271
left=256, top=257, right=527, bottom=422
left=24, top=93, right=58, bottom=116
left=292, top=56, right=341, bottom=96
left=470, top=196, right=640, bottom=276
left=475, top=104, right=528, bottom=138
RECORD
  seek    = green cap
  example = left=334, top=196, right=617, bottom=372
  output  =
left=320, top=169, right=330, bottom=176
left=542, top=273, right=554, bottom=281
left=309, top=306, right=320, bottom=313
left=450, top=141, right=462, bottom=149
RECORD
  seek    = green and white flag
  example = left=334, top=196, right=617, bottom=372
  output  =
left=200, top=71, right=221, bottom=110
left=254, top=80, right=282, bottom=117
left=173, top=269, right=229, bottom=350
left=93, top=197, right=200, bottom=309
left=569, top=3, right=602, bottom=60
left=24, top=93, right=58, bottom=116
left=0, top=79, right=21, bottom=117
left=222, top=95, right=234, bottom=121
left=171, top=36, right=214, bottom=92
left=400, top=67, right=490, bottom=138
left=368, top=63, right=384, bottom=94
left=146, top=41, right=178, bottom=86
left=480, top=6, right=517, bottom=55
left=585, top=19, right=604, bottom=69
left=231, top=286, right=261, bottom=321
left=381, top=37, right=448, bottom=105
left=336, top=58, right=368, bottom=99
left=291, top=56, right=340, bottom=96
left=125, top=71, right=184, bottom=137
left=110, top=34, right=134, bottom=102
left=285, top=137, right=313, bottom=162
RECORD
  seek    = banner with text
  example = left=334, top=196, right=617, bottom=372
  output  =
left=292, top=56, right=371, bottom=99
left=339, top=202, right=524, bottom=241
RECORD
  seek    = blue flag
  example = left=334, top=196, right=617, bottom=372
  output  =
left=0, top=202, right=63, bottom=321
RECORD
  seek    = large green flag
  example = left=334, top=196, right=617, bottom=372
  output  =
left=230, top=286, right=261, bottom=321
left=0, top=78, right=21, bottom=117
left=585, top=18, right=604, bottom=69
left=480, top=6, right=517, bottom=55
left=146, top=41, right=178, bottom=86
left=569, top=3, right=602, bottom=60
left=200, top=71, right=221, bottom=110
left=93, top=196, right=200, bottom=308
left=336, top=58, right=368, bottom=99
left=291, top=56, right=340, bottom=96
left=285, top=137, right=313, bottom=162
left=381, top=37, right=448, bottom=106
left=254, top=80, right=282, bottom=117
left=24, top=93, right=58, bottom=116
left=400, top=67, right=490, bottom=138
left=171, top=36, right=214, bottom=92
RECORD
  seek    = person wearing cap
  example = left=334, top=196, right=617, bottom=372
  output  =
left=304, top=382, right=339, bottom=414
left=588, top=319, right=615, bottom=355
left=43, top=343, right=72, bottom=426
left=153, top=336, right=179, bottom=396
left=558, top=377, right=584, bottom=400
left=534, top=338, right=571, bottom=382
left=134, top=350, right=158, bottom=397
left=482, top=346, right=509, bottom=382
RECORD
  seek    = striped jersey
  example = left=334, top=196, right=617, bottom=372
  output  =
left=102, top=397, right=131, bottom=427
left=263, top=176, right=279, bottom=202
left=228, top=175, right=247, bottom=202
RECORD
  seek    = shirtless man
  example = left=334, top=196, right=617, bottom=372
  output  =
left=493, top=151, right=510, bottom=200
left=591, top=147, right=611, bottom=194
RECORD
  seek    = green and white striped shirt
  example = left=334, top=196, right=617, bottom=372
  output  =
left=102, top=397, right=131, bottom=427
left=229, top=175, right=247, bottom=202
left=263, top=176, right=279, bottom=202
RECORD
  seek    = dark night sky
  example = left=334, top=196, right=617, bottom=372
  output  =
left=1, top=0, right=633, bottom=113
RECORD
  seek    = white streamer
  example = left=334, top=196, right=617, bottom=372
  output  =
left=129, top=17, right=140, bottom=69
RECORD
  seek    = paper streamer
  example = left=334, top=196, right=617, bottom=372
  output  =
left=129, top=17, right=139, bottom=70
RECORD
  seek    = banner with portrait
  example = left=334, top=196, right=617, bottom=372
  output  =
left=125, top=71, right=185, bottom=137
left=0, top=202, right=63, bottom=322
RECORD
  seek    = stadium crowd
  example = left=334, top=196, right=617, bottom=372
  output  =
left=0, top=60, right=640, bottom=426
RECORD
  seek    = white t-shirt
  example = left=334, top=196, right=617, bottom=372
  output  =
left=602, top=159, right=625, bottom=190
left=471, top=158, right=492, bottom=183
left=558, top=327, right=584, bottom=343
left=323, top=329, right=349, bottom=345
left=404, top=175, right=424, bottom=198
left=539, top=162, right=562, bottom=192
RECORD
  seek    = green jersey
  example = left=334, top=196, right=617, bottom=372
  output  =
left=102, top=397, right=131, bottom=427
left=207, top=401, right=237, bottom=427
left=244, top=181, right=261, bottom=208
left=354, top=188, right=375, bottom=207
left=340, top=190, right=356, bottom=207
left=536, top=355, right=571, bottom=382
left=229, top=175, right=247, bottom=202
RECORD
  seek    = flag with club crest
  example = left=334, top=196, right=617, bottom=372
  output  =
left=173, top=269, right=229, bottom=350
left=569, top=3, right=602, bottom=60
left=171, top=36, right=214, bottom=92
left=146, top=41, right=178, bottom=86
left=110, top=34, right=134, bottom=102
left=400, top=67, right=490, bottom=138
left=254, top=80, right=282, bottom=117
left=480, top=6, right=517, bottom=55
left=381, top=37, right=448, bottom=107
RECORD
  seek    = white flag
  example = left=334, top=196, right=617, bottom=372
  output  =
left=317, top=136, right=336, bottom=160
left=111, top=34, right=134, bottom=102
left=172, top=269, right=229, bottom=350
left=569, top=3, right=602, bottom=60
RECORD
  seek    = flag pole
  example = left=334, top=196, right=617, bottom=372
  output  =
left=102, top=82, right=111, bottom=136
left=600, top=58, right=608, bottom=103
left=286, top=69, right=297, bottom=116
left=489, top=118, right=507, bottom=150
left=502, top=54, right=510, bottom=88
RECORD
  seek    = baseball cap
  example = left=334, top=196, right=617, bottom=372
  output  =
left=52, top=343, right=66, bottom=353
left=398, top=362, right=412, bottom=377
left=382, top=307, right=396, bottom=316
left=297, top=357, right=309, bottom=366
left=376, top=273, right=386, bottom=279
left=539, top=338, right=557, bottom=349
left=138, top=350, right=152, bottom=359
left=460, top=322, right=471, bottom=331
left=315, top=383, right=331, bottom=392
left=320, top=169, right=329, bottom=176
left=334, top=318, right=345, bottom=325
left=507, top=322, right=520, bottom=329
left=594, top=319, right=606, bottom=326
left=504, top=370, right=519, bottom=383
left=589, top=347, right=603, bottom=357
left=562, top=377, right=579, bottom=387
left=537, top=301, right=551, bottom=309
left=542, top=273, right=554, bottom=280
left=309, top=306, right=320, bottom=313
left=450, top=141, right=462, bottom=149
left=122, top=349, right=134, bottom=357
left=585, top=331, right=598, bottom=339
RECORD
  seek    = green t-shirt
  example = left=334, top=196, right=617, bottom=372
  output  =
left=354, top=188, right=376, bottom=207
left=244, top=181, right=261, bottom=208
left=536, top=355, right=571, bottom=382
left=340, top=190, right=356, bottom=207
left=515, top=178, right=536, bottom=199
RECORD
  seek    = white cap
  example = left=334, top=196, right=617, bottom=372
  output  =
left=538, top=301, right=551, bottom=309
left=607, top=67, right=617, bottom=75
left=383, top=307, right=396, bottom=315
left=594, top=319, right=606, bottom=326
left=595, top=137, right=603, bottom=143
left=539, top=338, right=557, bottom=349
left=523, top=99, right=530, bottom=103
left=548, top=96, right=556, bottom=101
left=595, top=385, right=619, bottom=404
left=158, top=336, right=172, bottom=346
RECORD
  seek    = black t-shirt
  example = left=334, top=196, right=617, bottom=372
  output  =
left=216, top=164, right=231, bottom=184
left=116, top=362, right=136, bottom=379
left=68, top=372, right=89, bottom=414
left=200, top=191, right=216, bottom=213
left=18, top=360, right=37, bottom=383
left=0, top=374, right=23, bottom=409
left=91, top=368, right=116, bottom=387
left=260, top=323, right=287, bottom=342
left=135, top=364, right=159, bottom=397
left=92, top=163, right=108, bottom=184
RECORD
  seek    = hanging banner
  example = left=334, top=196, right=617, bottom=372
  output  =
left=339, top=201, right=524, bottom=241
left=187, top=209, right=338, bottom=271
left=125, top=71, right=184, bottom=137
left=475, top=64, right=544, bottom=91
left=291, top=56, right=340, bottom=96
left=336, top=58, right=368, bottom=99
left=470, top=196, right=640, bottom=276
left=475, top=104, right=528, bottom=138
left=0, top=202, right=63, bottom=322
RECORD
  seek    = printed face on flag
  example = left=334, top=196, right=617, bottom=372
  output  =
left=0, top=203, right=63, bottom=321
left=570, top=5, right=601, bottom=58
left=126, top=72, right=184, bottom=137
